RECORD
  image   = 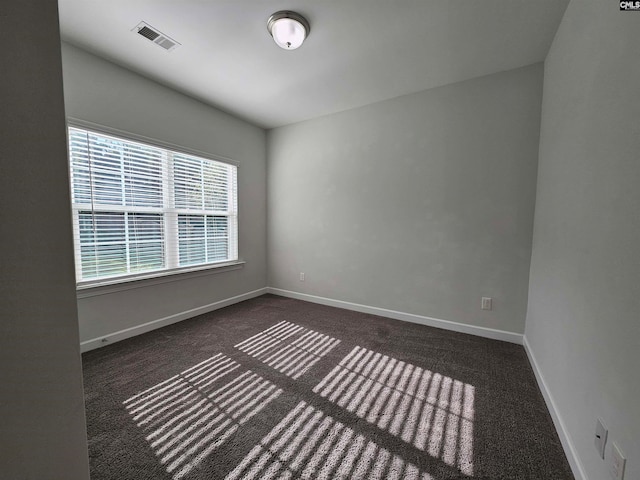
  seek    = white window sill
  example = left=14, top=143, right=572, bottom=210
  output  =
left=76, top=261, right=245, bottom=299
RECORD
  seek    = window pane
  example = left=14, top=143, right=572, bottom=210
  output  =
left=203, top=162, right=230, bottom=211
left=174, top=155, right=203, bottom=210
left=88, top=134, right=126, bottom=206
left=207, top=216, right=229, bottom=262
left=128, top=213, right=164, bottom=242
left=79, top=211, right=125, bottom=244
left=78, top=212, right=127, bottom=279
left=129, top=242, right=164, bottom=272
left=128, top=213, right=164, bottom=272
left=123, top=143, right=164, bottom=208
left=174, top=154, right=231, bottom=212
left=178, top=215, right=206, bottom=266
left=69, top=128, right=166, bottom=209
left=80, top=244, right=128, bottom=279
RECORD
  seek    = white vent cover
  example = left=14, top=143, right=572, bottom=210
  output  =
left=132, top=22, right=180, bottom=51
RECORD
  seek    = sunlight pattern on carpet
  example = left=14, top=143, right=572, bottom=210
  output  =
left=225, top=401, right=436, bottom=480
left=313, top=346, right=474, bottom=476
left=234, top=321, right=340, bottom=379
left=124, top=353, right=282, bottom=479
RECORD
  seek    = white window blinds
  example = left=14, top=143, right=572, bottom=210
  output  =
left=68, top=126, right=238, bottom=283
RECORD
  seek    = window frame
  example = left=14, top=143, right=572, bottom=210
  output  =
left=67, top=118, right=241, bottom=290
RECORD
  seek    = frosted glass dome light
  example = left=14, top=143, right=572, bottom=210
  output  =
left=267, top=11, right=310, bottom=50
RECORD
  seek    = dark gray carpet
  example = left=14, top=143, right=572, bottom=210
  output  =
left=82, top=294, right=574, bottom=480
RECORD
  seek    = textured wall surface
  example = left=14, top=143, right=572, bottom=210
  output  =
left=526, top=0, right=640, bottom=478
left=268, top=64, right=543, bottom=334
left=0, top=4, right=89, bottom=478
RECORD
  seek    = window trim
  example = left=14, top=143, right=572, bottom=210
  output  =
left=67, top=118, right=242, bottom=291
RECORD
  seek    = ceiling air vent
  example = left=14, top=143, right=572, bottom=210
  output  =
left=132, top=22, right=180, bottom=52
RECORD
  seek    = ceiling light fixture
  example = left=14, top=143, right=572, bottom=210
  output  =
left=267, top=11, right=310, bottom=50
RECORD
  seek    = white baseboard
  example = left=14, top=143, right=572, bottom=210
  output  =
left=523, top=336, right=588, bottom=480
left=80, top=287, right=268, bottom=352
left=267, top=287, right=523, bottom=345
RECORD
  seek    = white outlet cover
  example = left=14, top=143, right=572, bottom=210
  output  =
left=609, top=442, right=626, bottom=480
left=595, top=418, right=608, bottom=459
left=481, top=297, right=492, bottom=310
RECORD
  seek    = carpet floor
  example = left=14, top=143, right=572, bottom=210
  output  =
left=82, top=294, right=574, bottom=480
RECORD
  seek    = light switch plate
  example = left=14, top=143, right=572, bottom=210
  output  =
left=609, top=442, right=626, bottom=479
left=595, top=418, right=608, bottom=459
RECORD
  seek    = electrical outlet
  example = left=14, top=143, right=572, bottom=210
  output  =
left=609, top=442, right=626, bottom=480
left=299, top=272, right=305, bottom=281
left=481, top=297, right=492, bottom=310
left=595, top=418, right=608, bottom=459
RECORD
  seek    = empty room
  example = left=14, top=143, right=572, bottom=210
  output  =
left=1, top=1, right=638, bottom=479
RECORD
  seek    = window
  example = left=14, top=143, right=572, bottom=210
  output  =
left=68, top=126, right=238, bottom=284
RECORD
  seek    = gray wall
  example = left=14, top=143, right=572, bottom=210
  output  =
left=526, top=1, right=639, bottom=479
left=61, top=43, right=267, bottom=343
left=0, top=3, right=89, bottom=478
left=268, top=64, right=543, bottom=334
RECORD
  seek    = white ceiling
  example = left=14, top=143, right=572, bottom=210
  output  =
left=58, top=0, right=569, bottom=129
